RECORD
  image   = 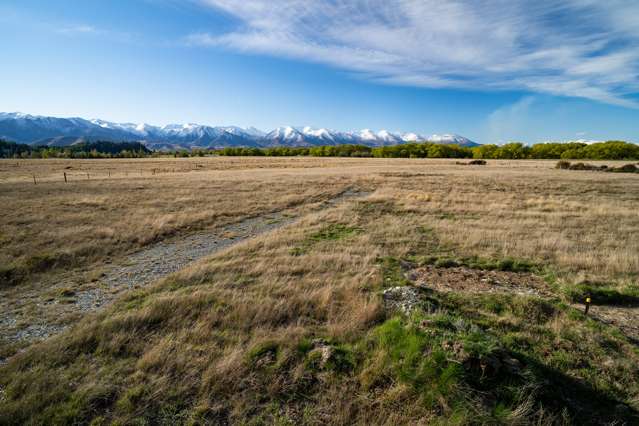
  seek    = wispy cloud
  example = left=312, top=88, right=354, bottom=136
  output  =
left=57, top=25, right=101, bottom=35
left=189, top=0, right=639, bottom=107
left=54, top=23, right=138, bottom=45
left=486, top=96, right=537, bottom=144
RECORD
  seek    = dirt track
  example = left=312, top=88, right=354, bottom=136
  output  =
left=0, top=189, right=368, bottom=356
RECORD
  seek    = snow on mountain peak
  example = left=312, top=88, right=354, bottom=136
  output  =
left=0, top=112, right=479, bottom=148
left=427, top=134, right=471, bottom=144
left=283, top=126, right=296, bottom=138
left=302, top=127, right=334, bottom=140
left=1, top=112, right=34, bottom=120
left=359, top=129, right=377, bottom=140
left=376, top=130, right=402, bottom=142
left=402, top=132, right=421, bottom=142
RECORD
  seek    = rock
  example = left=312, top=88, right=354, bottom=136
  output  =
left=405, top=270, right=420, bottom=281
left=309, top=339, right=335, bottom=369
left=501, top=354, right=523, bottom=374
left=463, top=349, right=523, bottom=377
left=399, top=259, right=416, bottom=270
left=382, top=286, right=421, bottom=314
left=481, top=354, right=502, bottom=376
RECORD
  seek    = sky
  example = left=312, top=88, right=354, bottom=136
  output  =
left=1, top=0, right=638, bottom=144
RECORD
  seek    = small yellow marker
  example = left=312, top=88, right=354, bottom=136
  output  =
left=584, top=296, right=592, bottom=315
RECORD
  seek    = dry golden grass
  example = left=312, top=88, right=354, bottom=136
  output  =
left=0, top=157, right=371, bottom=285
left=1, top=157, right=638, bottom=424
left=2, top=157, right=637, bottom=283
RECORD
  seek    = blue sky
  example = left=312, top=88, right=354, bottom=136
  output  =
left=1, top=0, right=638, bottom=143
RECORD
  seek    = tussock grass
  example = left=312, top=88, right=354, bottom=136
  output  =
left=1, top=157, right=638, bottom=424
left=1, top=158, right=370, bottom=288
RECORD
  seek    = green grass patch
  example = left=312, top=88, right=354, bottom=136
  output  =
left=360, top=290, right=639, bottom=423
left=247, top=341, right=280, bottom=365
left=308, top=224, right=362, bottom=242
left=1, top=251, right=79, bottom=288
left=290, top=223, right=363, bottom=256
left=564, top=281, right=639, bottom=306
left=414, top=254, right=538, bottom=273
left=377, top=256, right=413, bottom=288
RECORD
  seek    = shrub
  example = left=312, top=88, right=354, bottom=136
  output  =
left=610, top=164, right=638, bottom=173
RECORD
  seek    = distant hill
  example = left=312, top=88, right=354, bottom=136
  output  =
left=0, top=112, right=480, bottom=149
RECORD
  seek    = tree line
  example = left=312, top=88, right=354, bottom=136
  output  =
left=0, top=140, right=151, bottom=159
left=216, top=141, right=639, bottom=160
left=2, top=139, right=638, bottom=160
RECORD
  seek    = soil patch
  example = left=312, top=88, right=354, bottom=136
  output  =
left=407, top=265, right=639, bottom=343
left=406, top=265, right=553, bottom=297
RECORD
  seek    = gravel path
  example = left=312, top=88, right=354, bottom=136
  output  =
left=0, top=189, right=368, bottom=355
left=74, top=212, right=293, bottom=311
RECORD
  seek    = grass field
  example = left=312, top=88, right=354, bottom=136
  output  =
left=1, top=157, right=638, bottom=424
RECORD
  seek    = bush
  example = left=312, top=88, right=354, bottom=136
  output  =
left=610, top=164, right=638, bottom=173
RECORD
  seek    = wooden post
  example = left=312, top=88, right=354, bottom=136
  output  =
left=87, top=173, right=90, bottom=180
left=33, top=174, right=37, bottom=185
left=64, top=172, right=67, bottom=183
left=584, top=296, right=591, bottom=315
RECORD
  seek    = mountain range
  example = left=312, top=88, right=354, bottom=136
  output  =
left=0, top=113, right=479, bottom=149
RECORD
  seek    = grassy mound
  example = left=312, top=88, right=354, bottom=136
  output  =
left=1, top=197, right=638, bottom=425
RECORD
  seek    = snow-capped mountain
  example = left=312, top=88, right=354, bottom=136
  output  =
left=0, top=113, right=480, bottom=149
left=265, top=126, right=306, bottom=146
left=426, top=134, right=476, bottom=146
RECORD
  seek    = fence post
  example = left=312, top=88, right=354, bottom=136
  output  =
left=33, top=174, right=37, bottom=185
left=584, top=296, right=591, bottom=315
left=64, top=172, right=67, bottom=183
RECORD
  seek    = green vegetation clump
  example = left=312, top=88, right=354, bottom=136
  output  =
left=0, top=251, right=77, bottom=288
left=564, top=281, right=639, bottom=306
left=3, top=138, right=637, bottom=160
left=218, top=144, right=374, bottom=157
left=0, top=139, right=150, bottom=159
left=416, top=254, right=538, bottom=273
left=216, top=140, right=639, bottom=160
left=291, top=224, right=363, bottom=256
left=378, top=256, right=414, bottom=288
left=372, top=143, right=473, bottom=158
left=358, top=288, right=639, bottom=424
left=476, top=141, right=639, bottom=160
left=308, top=224, right=362, bottom=242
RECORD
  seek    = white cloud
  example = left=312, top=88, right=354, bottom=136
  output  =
left=57, top=25, right=100, bottom=35
left=486, top=96, right=537, bottom=144
left=54, top=23, right=137, bottom=45
left=190, top=0, right=639, bottom=107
